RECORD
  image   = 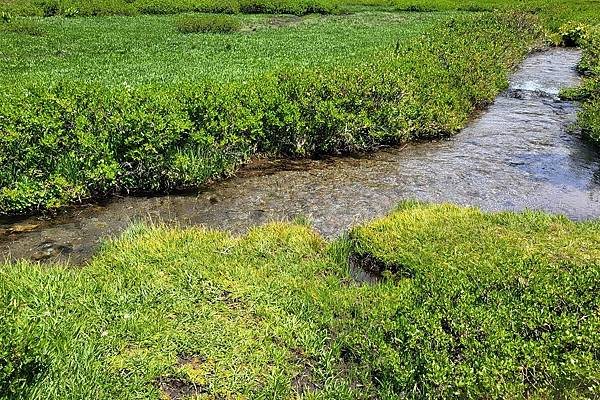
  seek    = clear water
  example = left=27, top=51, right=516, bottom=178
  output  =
left=1, top=48, right=598, bottom=263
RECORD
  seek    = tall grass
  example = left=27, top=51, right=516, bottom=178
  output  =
left=174, top=14, right=241, bottom=33
left=560, top=24, right=600, bottom=146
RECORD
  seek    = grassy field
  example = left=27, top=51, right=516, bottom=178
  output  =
left=0, top=12, right=443, bottom=86
left=0, top=0, right=340, bottom=17
left=1, top=1, right=599, bottom=214
left=1, top=2, right=600, bottom=398
left=1, top=203, right=598, bottom=398
left=1, top=0, right=599, bottom=26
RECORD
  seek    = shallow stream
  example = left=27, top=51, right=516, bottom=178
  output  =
left=1, top=48, right=598, bottom=263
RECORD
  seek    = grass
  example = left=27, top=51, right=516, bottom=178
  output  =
left=0, top=0, right=339, bottom=17
left=1, top=2, right=599, bottom=397
left=575, top=28, right=600, bottom=146
left=1, top=203, right=598, bottom=398
left=1, top=1, right=599, bottom=214
left=174, top=14, right=241, bottom=33
left=389, top=0, right=600, bottom=31
left=0, top=12, right=441, bottom=86
left=560, top=23, right=600, bottom=147
left=0, top=18, right=46, bottom=35
left=1, top=0, right=599, bottom=25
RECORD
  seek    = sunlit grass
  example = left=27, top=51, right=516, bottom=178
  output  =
left=0, top=11, right=442, bottom=87
left=0, top=11, right=541, bottom=213
left=1, top=204, right=599, bottom=398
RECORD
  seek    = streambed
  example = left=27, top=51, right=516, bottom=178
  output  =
left=1, top=48, right=598, bottom=263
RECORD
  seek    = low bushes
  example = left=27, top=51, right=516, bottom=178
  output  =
left=347, top=202, right=600, bottom=398
left=0, top=12, right=542, bottom=214
left=1, top=204, right=598, bottom=398
left=238, top=0, right=336, bottom=15
left=560, top=23, right=600, bottom=146
left=577, top=26, right=600, bottom=146
left=175, top=14, right=240, bottom=33
left=135, top=0, right=240, bottom=15
left=0, top=0, right=339, bottom=17
left=1, top=0, right=597, bottom=22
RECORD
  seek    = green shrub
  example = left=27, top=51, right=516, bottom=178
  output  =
left=175, top=14, right=241, bottom=34
left=559, top=21, right=590, bottom=46
left=560, top=23, right=600, bottom=146
left=2, top=0, right=599, bottom=19
left=0, top=18, right=46, bottom=35
left=239, top=0, right=337, bottom=15
left=35, top=0, right=60, bottom=16
left=1, top=0, right=339, bottom=17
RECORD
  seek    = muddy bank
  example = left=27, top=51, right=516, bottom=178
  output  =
left=1, top=48, right=598, bottom=264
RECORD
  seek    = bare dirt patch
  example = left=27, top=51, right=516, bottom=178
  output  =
left=156, top=376, right=206, bottom=400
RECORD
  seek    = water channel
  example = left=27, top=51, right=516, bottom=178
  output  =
left=1, top=48, right=598, bottom=263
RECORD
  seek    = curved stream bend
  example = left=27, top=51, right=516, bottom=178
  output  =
left=1, top=48, right=599, bottom=263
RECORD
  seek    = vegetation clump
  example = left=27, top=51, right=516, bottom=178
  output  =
left=0, top=0, right=339, bottom=17
left=175, top=14, right=241, bottom=33
left=0, top=17, right=46, bottom=35
left=560, top=23, right=600, bottom=146
left=1, top=204, right=598, bottom=398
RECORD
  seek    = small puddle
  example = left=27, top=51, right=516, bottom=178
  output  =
left=1, top=48, right=599, bottom=264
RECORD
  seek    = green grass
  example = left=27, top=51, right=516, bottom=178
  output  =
left=1, top=3, right=598, bottom=397
left=1, top=0, right=599, bottom=26
left=174, top=14, right=241, bottom=33
left=576, top=28, right=600, bottom=146
left=388, top=0, right=600, bottom=31
left=0, top=12, right=441, bottom=86
left=560, top=23, right=600, bottom=147
left=1, top=1, right=599, bottom=214
left=0, top=0, right=339, bottom=17
left=1, top=203, right=599, bottom=398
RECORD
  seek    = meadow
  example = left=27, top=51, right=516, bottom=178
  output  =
left=1, top=2, right=600, bottom=398
left=1, top=203, right=599, bottom=398
left=1, top=0, right=599, bottom=27
left=0, top=12, right=443, bottom=86
left=0, top=9, right=543, bottom=214
left=1, top=1, right=599, bottom=214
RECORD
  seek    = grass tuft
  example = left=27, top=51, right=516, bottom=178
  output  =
left=0, top=18, right=46, bottom=35
left=175, top=14, right=240, bottom=33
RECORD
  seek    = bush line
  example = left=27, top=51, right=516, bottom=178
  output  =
left=0, top=0, right=339, bottom=17
left=559, top=23, right=600, bottom=146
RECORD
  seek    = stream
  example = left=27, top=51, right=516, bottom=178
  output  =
left=1, top=48, right=599, bottom=264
